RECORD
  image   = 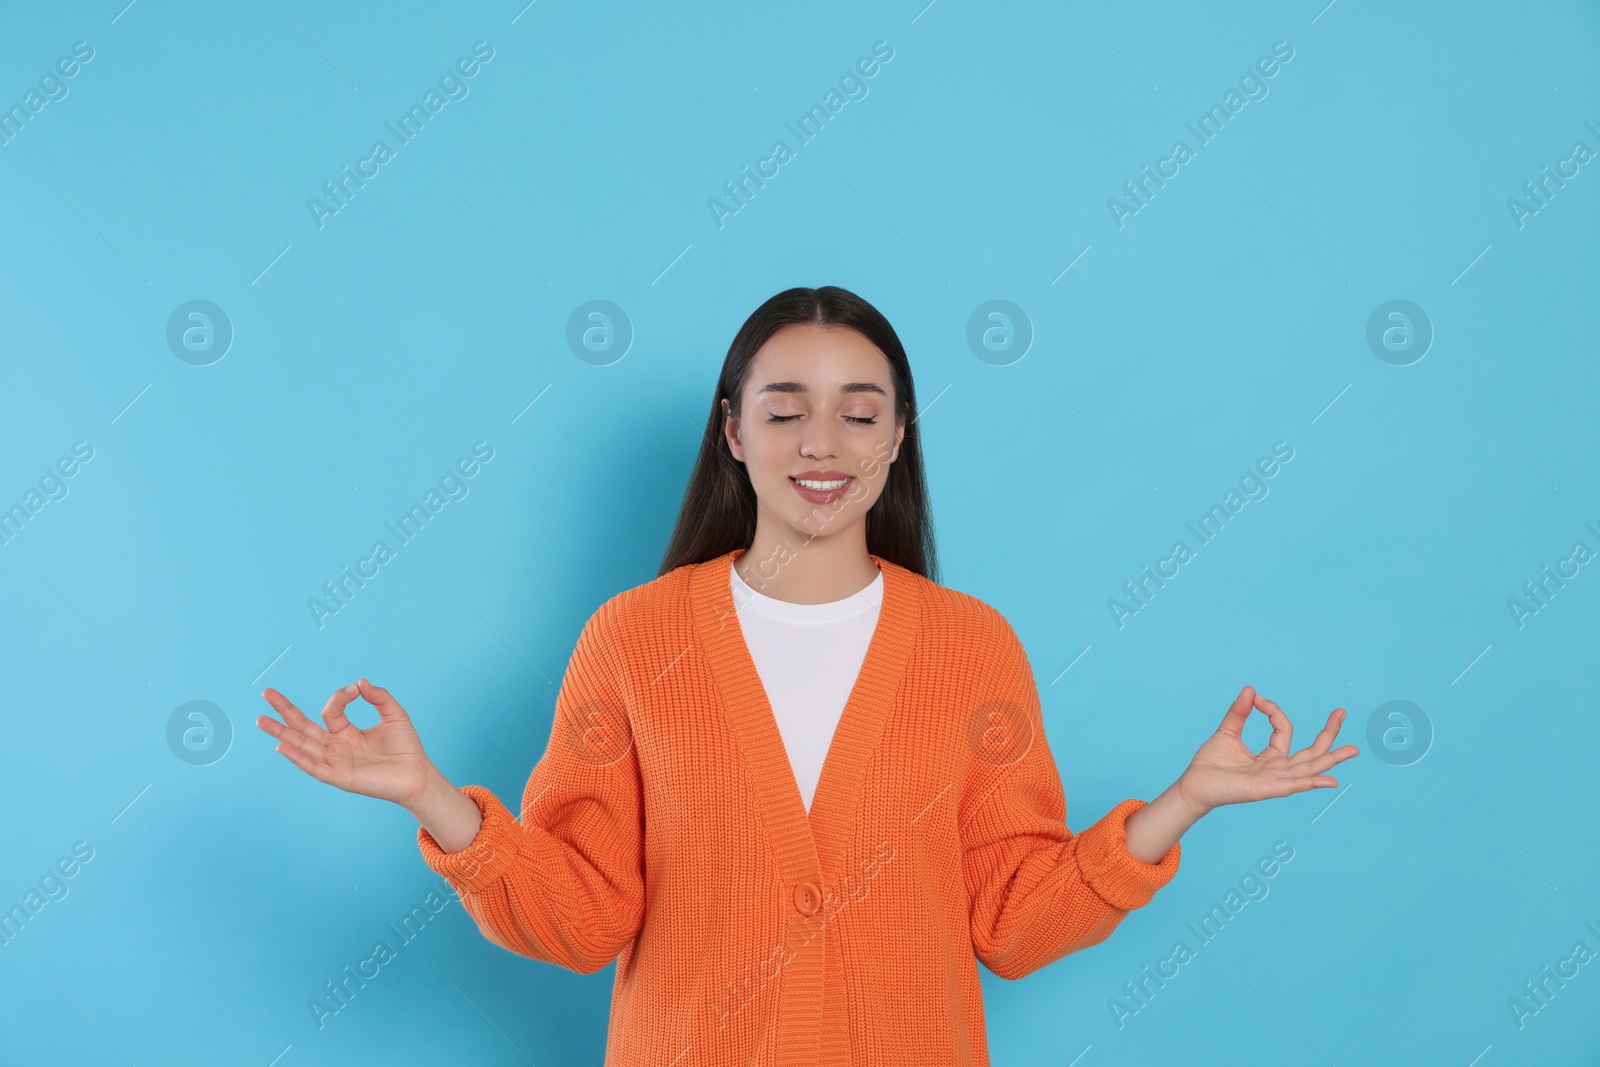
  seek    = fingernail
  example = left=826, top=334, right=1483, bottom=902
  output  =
left=345, top=683, right=359, bottom=695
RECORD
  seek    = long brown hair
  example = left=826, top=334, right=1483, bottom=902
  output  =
left=657, top=285, right=938, bottom=582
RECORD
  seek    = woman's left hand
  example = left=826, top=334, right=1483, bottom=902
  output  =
left=1175, top=685, right=1359, bottom=814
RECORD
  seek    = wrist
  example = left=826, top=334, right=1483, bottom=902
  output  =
left=1166, top=775, right=1213, bottom=825
left=405, top=763, right=455, bottom=820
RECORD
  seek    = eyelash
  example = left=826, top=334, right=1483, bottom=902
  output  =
left=767, top=414, right=877, bottom=425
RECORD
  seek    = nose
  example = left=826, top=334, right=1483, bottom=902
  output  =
left=799, top=418, right=841, bottom=461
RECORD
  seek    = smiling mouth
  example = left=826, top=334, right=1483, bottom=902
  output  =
left=790, top=475, right=853, bottom=503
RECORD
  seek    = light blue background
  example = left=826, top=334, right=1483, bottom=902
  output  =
left=2, top=1, right=1597, bottom=1064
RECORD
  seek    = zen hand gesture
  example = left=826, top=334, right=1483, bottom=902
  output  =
left=1176, top=685, right=1359, bottom=814
left=256, top=678, right=434, bottom=808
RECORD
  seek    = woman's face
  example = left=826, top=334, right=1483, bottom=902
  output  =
left=723, top=322, right=905, bottom=543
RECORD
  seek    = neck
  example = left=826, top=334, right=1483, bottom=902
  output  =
left=736, top=522, right=880, bottom=605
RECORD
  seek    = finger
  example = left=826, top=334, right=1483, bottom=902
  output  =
left=1292, top=708, right=1348, bottom=761
left=273, top=736, right=333, bottom=784
left=259, top=688, right=332, bottom=752
left=321, top=682, right=363, bottom=733
left=356, top=678, right=407, bottom=722
left=1305, top=745, right=1359, bottom=773
left=1254, top=693, right=1293, bottom=756
left=261, top=687, right=319, bottom=732
left=1216, top=685, right=1255, bottom=739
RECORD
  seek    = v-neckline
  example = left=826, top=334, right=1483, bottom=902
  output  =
left=690, top=546, right=923, bottom=881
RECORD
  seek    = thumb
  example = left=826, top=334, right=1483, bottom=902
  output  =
left=1215, top=684, right=1254, bottom=739
left=357, top=678, right=408, bottom=722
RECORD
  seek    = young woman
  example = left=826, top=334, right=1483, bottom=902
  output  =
left=256, top=285, right=1357, bottom=1065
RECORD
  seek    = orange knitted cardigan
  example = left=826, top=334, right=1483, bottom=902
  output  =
left=417, top=547, right=1182, bottom=1065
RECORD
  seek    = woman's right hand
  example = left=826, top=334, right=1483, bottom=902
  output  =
left=256, top=678, right=434, bottom=808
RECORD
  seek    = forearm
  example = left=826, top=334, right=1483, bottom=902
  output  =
left=407, top=763, right=485, bottom=854
left=1123, top=778, right=1209, bottom=864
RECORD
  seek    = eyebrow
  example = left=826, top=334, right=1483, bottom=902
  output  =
left=753, top=381, right=887, bottom=397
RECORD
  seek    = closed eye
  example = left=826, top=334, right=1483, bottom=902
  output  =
left=767, top=414, right=877, bottom=425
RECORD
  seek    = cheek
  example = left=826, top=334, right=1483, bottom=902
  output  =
left=853, top=435, right=894, bottom=477
left=741, top=430, right=788, bottom=474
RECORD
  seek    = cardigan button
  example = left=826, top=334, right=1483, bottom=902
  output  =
left=793, top=881, right=821, bottom=916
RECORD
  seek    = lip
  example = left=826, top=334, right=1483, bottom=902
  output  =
left=790, top=470, right=853, bottom=505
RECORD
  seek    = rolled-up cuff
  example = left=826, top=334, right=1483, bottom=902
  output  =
left=1075, top=797, right=1182, bottom=911
left=416, top=784, right=521, bottom=896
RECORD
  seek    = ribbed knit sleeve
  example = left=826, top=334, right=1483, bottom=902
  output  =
left=962, top=617, right=1181, bottom=981
left=416, top=603, right=645, bottom=975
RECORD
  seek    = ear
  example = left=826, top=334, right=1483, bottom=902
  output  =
left=722, top=397, right=743, bottom=461
left=890, top=420, right=904, bottom=464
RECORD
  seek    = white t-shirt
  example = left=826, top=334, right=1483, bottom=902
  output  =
left=730, top=560, right=884, bottom=814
